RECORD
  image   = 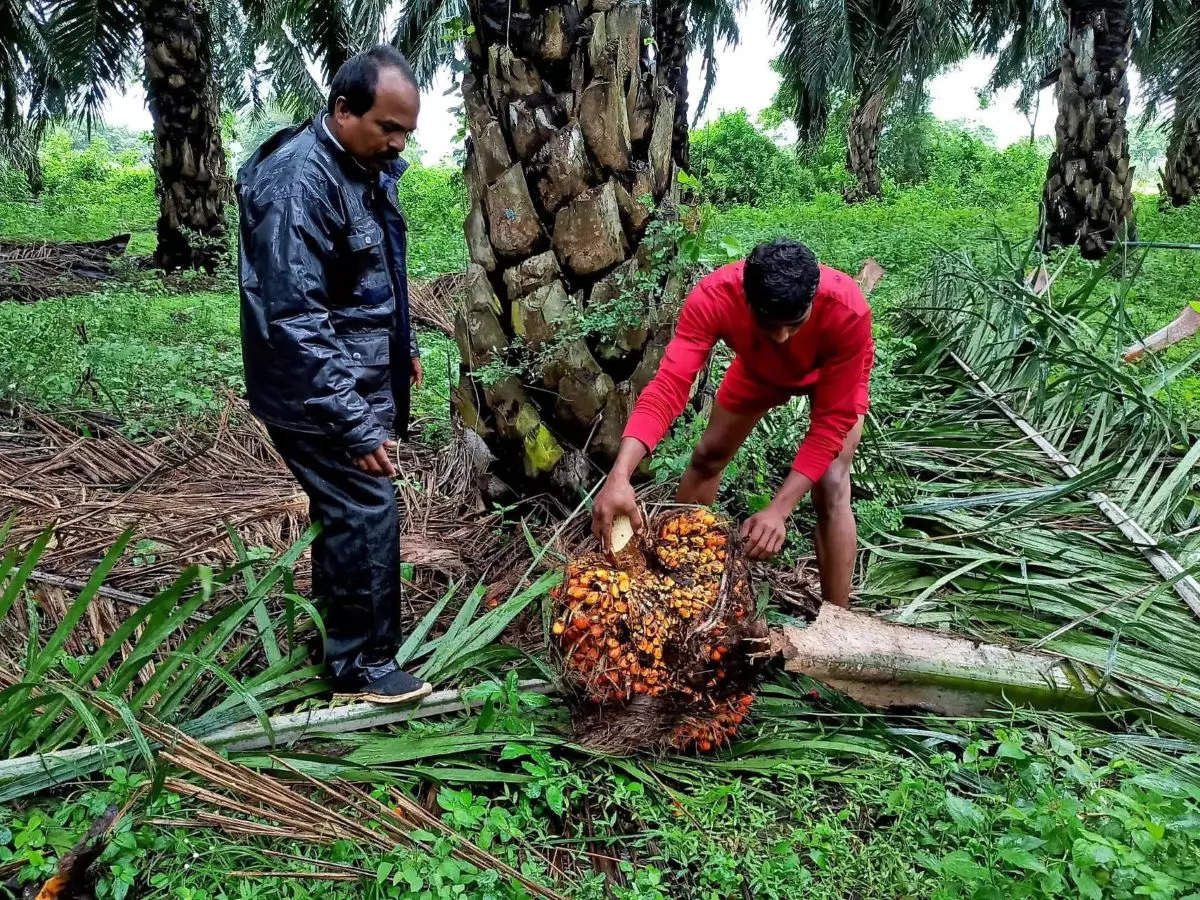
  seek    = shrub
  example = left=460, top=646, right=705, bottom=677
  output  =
left=690, top=110, right=815, bottom=207
left=397, top=163, right=469, bottom=278
left=0, top=165, right=31, bottom=202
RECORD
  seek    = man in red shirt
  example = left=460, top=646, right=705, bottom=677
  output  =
left=592, top=239, right=874, bottom=608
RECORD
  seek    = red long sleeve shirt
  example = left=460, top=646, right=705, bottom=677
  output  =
left=623, top=261, right=875, bottom=483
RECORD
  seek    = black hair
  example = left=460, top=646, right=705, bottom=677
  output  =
left=743, top=239, right=820, bottom=324
left=327, top=46, right=417, bottom=116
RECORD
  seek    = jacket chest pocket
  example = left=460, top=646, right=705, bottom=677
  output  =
left=344, top=221, right=393, bottom=307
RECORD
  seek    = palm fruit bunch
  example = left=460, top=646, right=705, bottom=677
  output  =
left=551, top=508, right=767, bottom=753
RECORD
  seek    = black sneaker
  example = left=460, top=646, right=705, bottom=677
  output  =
left=354, top=668, right=433, bottom=705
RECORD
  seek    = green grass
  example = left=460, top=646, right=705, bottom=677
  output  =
left=0, top=273, right=458, bottom=440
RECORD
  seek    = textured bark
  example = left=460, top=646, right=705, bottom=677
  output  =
left=1041, top=0, right=1136, bottom=260
left=653, top=0, right=689, bottom=171
left=845, top=91, right=884, bottom=202
left=456, top=0, right=678, bottom=488
left=1161, top=111, right=1200, bottom=209
left=141, top=0, right=230, bottom=272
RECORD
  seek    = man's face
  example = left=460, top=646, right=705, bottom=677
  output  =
left=752, top=307, right=812, bottom=344
left=332, top=68, right=420, bottom=171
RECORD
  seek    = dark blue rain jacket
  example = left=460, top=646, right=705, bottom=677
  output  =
left=236, top=114, right=417, bottom=455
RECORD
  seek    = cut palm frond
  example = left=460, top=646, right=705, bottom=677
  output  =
left=858, top=239, right=1200, bottom=741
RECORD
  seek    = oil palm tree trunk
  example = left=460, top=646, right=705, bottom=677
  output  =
left=141, top=0, right=229, bottom=271
left=1041, top=0, right=1135, bottom=260
left=454, top=0, right=680, bottom=490
left=845, top=89, right=884, bottom=201
left=654, top=0, right=690, bottom=170
left=1161, top=107, right=1200, bottom=209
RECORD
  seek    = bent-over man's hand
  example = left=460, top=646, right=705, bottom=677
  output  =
left=411, top=355, right=424, bottom=389
left=592, top=475, right=643, bottom=555
left=741, top=508, right=787, bottom=559
left=353, top=439, right=398, bottom=478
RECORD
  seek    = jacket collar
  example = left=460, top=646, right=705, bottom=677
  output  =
left=313, top=113, right=410, bottom=183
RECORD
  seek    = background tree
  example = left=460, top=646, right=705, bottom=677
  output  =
left=1136, top=2, right=1200, bottom=207
left=0, top=0, right=61, bottom=195
left=982, top=1, right=1185, bottom=257
left=767, top=0, right=973, bottom=201
left=46, top=0, right=229, bottom=270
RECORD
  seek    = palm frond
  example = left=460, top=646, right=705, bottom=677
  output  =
left=864, top=238, right=1200, bottom=739
left=0, top=524, right=324, bottom=802
left=48, top=0, right=141, bottom=132
left=391, top=0, right=467, bottom=88
left=1140, top=6, right=1200, bottom=122
left=767, top=0, right=854, bottom=143
left=255, top=20, right=327, bottom=117
left=686, top=0, right=744, bottom=124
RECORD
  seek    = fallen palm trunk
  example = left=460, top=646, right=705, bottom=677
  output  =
left=1121, top=301, right=1200, bottom=363
left=772, top=604, right=1118, bottom=716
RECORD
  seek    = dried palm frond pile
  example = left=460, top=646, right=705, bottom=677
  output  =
left=0, top=234, right=132, bottom=302
left=0, top=402, right=307, bottom=595
left=0, top=398, right=514, bottom=599
left=138, top=718, right=569, bottom=899
left=407, top=270, right=465, bottom=336
left=552, top=508, right=770, bottom=754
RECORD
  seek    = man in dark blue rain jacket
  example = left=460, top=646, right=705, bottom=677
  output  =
left=237, top=46, right=430, bottom=704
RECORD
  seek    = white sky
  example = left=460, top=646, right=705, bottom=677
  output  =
left=102, top=0, right=1145, bottom=164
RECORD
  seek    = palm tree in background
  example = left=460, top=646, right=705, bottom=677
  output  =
left=1136, top=2, right=1200, bottom=207
left=766, top=0, right=975, bottom=201
left=981, top=1, right=1189, bottom=258
left=0, top=0, right=60, bottom=194
left=16, top=0, right=231, bottom=269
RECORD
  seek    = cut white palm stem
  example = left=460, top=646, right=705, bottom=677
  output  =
left=0, top=679, right=553, bottom=782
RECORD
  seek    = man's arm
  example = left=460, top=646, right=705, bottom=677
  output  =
left=251, top=193, right=390, bottom=463
left=742, top=309, right=872, bottom=558
left=620, top=292, right=721, bottom=454
left=791, top=309, right=873, bottom=484
left=592, top=286, right=722, bottom=551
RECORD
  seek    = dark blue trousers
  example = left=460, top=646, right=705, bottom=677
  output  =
left=267, top=425, right=401, bottom=688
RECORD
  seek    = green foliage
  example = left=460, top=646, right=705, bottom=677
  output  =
left=410, top=330, right=460, bottom=444
left=397, top=163, right=468, bottom=279
left=0, top=283, right=243, bottom=434
left=0, top=128, right=158, bottom=251
left=918, top=727, right=1200, bottom=899
left=0, top=164, right=32, bottom=202
left=473, top=206, right=738, bottom=389
left=690, top=110, right=815, bottom=206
